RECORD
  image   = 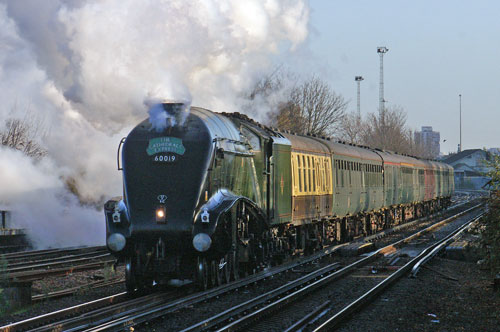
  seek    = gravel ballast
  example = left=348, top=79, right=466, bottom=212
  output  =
left=337, top=257, right=500, bottom=332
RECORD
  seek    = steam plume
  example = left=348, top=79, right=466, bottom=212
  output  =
left=0, top=0, right=310, bottom=248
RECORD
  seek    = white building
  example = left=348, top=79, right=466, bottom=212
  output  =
left=443, top=149, right=492, bottom=190
left=415, top=126, right=440, bottom=158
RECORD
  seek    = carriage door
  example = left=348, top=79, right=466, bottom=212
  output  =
left=271, top=138, right=292, bottom=225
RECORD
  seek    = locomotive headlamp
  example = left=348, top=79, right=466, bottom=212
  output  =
left=112, top=210, right=121, bottom=223
left=193, top=233, right=211, bottom=252
left=107, top=233, right=126, bottom=252
left=156, top=206, right=166, bottom=223
left=201, top=209, right=209, bottom=223
left=112, top=204, right=121, bottom=223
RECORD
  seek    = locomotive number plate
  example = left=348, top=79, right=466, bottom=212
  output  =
left=153, top=154, right=177, bottom=163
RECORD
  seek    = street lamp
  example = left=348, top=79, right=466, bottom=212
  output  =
left=377, top=46, right=389, bottom=117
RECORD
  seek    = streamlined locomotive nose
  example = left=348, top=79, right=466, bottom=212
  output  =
left=120, top=110, right=213, bottom=240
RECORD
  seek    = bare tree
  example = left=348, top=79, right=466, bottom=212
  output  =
left=1, top=110, right=47, bottom=160
left=337, top=111, right=365, bottom=144
left=274, top=76, right=347, bottom=136
left=360, top=105, right=412, bottom=154
left=337, top=106, right=418, bottom=156
left=273, top=100, right=304, bottom=133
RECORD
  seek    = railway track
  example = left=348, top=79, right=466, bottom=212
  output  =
left=4, top=246, right=108, bottom=266
left=0, top=241, right=347, bottom=331
left=181, top=205, right=483, bottom=331
left=1, top=246, right=114, bottom=282
left=0, top=200, right=482, bottom=331
left=31, top=278, right=124, bottom=303
left=310, top=212, right=485, bottom=331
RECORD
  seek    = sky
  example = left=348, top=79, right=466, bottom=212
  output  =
left=306, top=0, right=500, bottom=154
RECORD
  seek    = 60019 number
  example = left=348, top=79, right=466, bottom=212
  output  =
left=154, top=155, right=176, bottom=162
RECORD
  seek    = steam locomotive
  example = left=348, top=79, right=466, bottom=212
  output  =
left=105, top=103, right=454, bottom=291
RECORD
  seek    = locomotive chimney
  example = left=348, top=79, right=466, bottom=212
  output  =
left=147, top=99, right=191, bottom=132
left=162, top=102, right=188, bottom=127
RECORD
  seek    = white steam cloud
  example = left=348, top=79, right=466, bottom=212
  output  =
left=0, top=0, right=310, bottom=248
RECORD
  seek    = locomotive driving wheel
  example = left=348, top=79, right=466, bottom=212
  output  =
left=210, top=260, right=222, bottom=287
left=212, top=254, right=230, bottom=286
left=229, top=249, right=239, bottom=281
left=196, top=256, right=209, bottom=290
left=125, top=256, right=140, bottom=292
left=233, top=200, right=269, bottom=277
left=221, top=254, right=231, bottom=284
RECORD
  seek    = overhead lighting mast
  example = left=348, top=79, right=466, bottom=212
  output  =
left=459, top=94, right=462, bottom=152
left=355, top=76, right=364, bottom=117
left=377, top=46, right=389, bottom=118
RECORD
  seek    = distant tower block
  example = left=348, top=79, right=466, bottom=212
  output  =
left=377, top=46, right=389, bottom=117
left=355, top=76, right=364, bottom=116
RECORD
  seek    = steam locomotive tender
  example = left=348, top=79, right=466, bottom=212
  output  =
left=105, top=103, right=454, bottom=291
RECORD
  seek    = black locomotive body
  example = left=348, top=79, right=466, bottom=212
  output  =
left=105, top=104, right=454, bottom=291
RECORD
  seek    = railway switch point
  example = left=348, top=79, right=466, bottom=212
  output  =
left=339, top=242, right=374, bottom=257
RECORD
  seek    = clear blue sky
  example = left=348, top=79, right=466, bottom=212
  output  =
left=303, top=0, right=500, bottom=154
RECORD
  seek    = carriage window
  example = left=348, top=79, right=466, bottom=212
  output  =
left=320, top=158, right=325, bottom=192
left=335, top=160, right=339, bottom=186
left=312, top=158, right=316, bottom=192
left=308, top=156, right=313, bottom=193
left=321, top=159, right=325, bottom=192
left=303, top=155, right=307, bottom=193
left=327, top=159, right=332, bottom=192
left=297, top=155, right=303, bottom=193
left=306, top=156, right=312, bottom=192
left=324, top=158, right=328, bottom=192
left=349, top=163, right=352, bottom=186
